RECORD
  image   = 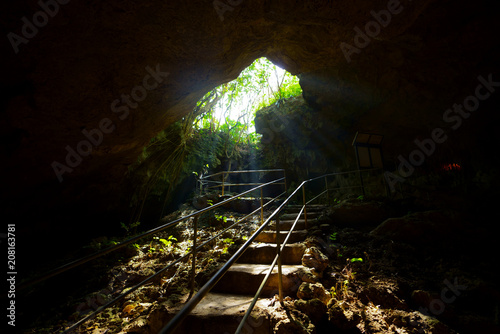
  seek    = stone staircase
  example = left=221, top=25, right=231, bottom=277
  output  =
left=170, top=204, right=326, bottom=334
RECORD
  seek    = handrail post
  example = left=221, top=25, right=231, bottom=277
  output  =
left=325, top=176, right=330, bottom=205
left=260, top=188, right=264, bottom=225
left=275, top=216, right=284, bottom=305
left=221, top=172, right=225, bottom=196
left=189, top=215, right=199, bottom=299
left=302, top=186, right=308, bottom=229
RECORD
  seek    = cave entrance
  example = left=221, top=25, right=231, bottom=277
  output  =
left=192, top=57, right=301, bottom=167
left=128, top=58, right=301, bottom=224
left=195, top=57, right=301, bottom=134
left=189, top=56, right=302, bottom=194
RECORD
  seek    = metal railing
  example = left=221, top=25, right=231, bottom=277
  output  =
left=22, top=167, right=385, bottom=333
left=232, top=168, right=387, bottom=333
left=305, top=168, right=385, bottom=205
left=161, top=168, right=386, bottom=334
left=18, top=175, right=286, bottom=334
left=198, top=169, right=286, bottom=196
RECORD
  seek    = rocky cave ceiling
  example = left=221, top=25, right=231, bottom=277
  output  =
left=1, top=0, right=500, bottom=229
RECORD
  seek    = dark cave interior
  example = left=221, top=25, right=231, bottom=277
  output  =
left=1, top=0, right=500, bottom=333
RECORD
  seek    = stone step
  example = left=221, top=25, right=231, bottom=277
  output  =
left=212, top=264, right=304, bottom=297
left=254, top=230, right=307, bottom=243
left=168, top=293, right=271, bottom=334
left=268, top=219, right=307, bottom=231
left=237, top=243, right=305, bottom=265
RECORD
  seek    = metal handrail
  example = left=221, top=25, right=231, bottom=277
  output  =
left=201, top=169, right=286, bottom=178
left=234, top=168, right=386, bottom=333
left=161, top=178, right=313, bottom=334
left=306, top=168, right=384, bottom=204
left=233, top=182, right=316, bottom=334
left=235, top=203, right=305, bottom=333
left=158, top=182, right=301, bottom=334
left=157, top=168, right=387, bottom=333
left=17, top=178, right=288, bottom=333
left=19, top=177, right=285, bottom=292
left=38, top=167, right=386, bottom=334
left=61, top=190, right=285, bottom=334
left=199, top=169, right=286, bottom=195
left=159, top=168, right=386, bottom=334
left=54, top=177, right=286, bottom=333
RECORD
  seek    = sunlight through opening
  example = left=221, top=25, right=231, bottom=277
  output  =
left=194, top=57, right=302, bottom=138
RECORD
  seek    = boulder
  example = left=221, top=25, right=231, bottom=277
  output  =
left=297, top=282, right=332, bottom=305
left=302, top=247, right=329, bottom=273
left=294, top=298, right=327, bottom=324
left=274, top=309, right=316, bottom=334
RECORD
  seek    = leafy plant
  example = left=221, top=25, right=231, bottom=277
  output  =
left=120, top=221, right=141, bottom=236
left=158, top=235, right=178, bottom=248
left=331, top=279, right=350, bottom=300
left=341, top=259, right=357, bottom=281
left=329, top=232, right=338, bottom=242
left=342, top=280, right=350, bottom=297
left=148, top=235, right=178, bottom=257
left=330, top=286, right=337, bottom=299
left=215, top=214, right=228, bottom=223
left=221, top=238, right=234, bottom=254
left=341, top=258, right=364, bottom=281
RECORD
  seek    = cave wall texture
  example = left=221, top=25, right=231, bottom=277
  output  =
left=1, top=0, right=500, bottom=258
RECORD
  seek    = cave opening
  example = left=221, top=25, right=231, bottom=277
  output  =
left=125, top=57, right=303, bottom=229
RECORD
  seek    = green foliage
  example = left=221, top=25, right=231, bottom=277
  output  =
left=194, top=57, right=302, bottom=145
left=331, top=279, right=350, bottom=300
left=329, top=232, right=338, bottom=242
left=158, top=235, right=178, bottom=248
left=350, top=257, right=363, bottom=263
left=215, top=214, right=228, bottom=223
left=148, top=235, right=177, bottom=256
left=126, top=57, right=302, bottom=222
left=221, top=238, right=234, bottom=254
